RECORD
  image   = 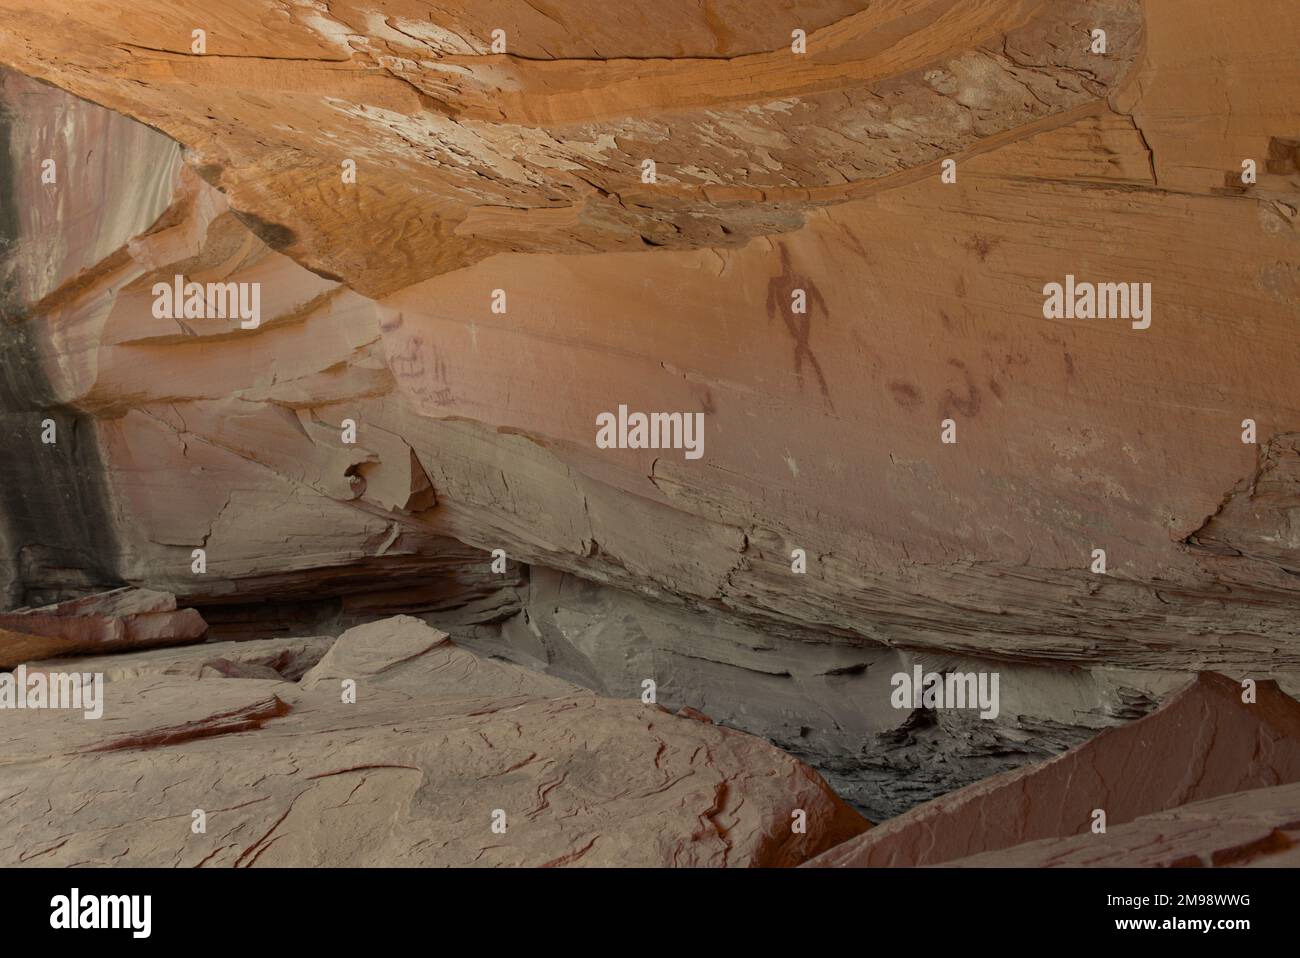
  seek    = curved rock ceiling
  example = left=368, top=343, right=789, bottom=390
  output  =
left=1, top=0, right=1143, bottom=294
left=0, top=0, right=1299, bottom=873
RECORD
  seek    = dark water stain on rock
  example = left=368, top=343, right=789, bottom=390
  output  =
left=192, top=162, right=224, bottom=187
left=0, top=103, right=123, bottom=608
left=232, top=209, right=297, bottom=251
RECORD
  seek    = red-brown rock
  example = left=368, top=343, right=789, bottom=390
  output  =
left=806, top=673, right=1300, bottom=867
left=0, top=588, right=207, bottom=667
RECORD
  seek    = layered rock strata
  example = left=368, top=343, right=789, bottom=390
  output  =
left=22, top=632, right=333, bottom=683
left=0, top=0, right=1145, bottom=295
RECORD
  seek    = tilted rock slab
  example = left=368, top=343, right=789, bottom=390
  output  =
left=0, top=588, right=207, bottom=668
left=22, top=633, right=334, bottom=684
left=0, top=616, right=868, bottom=867
left=805, top=672, right=1300, bottom=867
left=943, top=781, right=1300, bottom=868
left=0, top=0, right=1143, bottom=296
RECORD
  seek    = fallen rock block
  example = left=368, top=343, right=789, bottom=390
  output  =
left=943, top=781, right=1300, bottom=868
left=0, top=615, right=868, bottom=867
left=0, top=587, right=207, bottom=666
left=8, top=589, right=176, bottom=617
left=22, top=634, right=334, bottom=684
left=806, top=672, right=1300, bottom=867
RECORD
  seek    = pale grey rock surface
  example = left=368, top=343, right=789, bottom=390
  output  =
left=1, top=615, right=869, bottom=867
left=23, top=633, right=334, bottom=683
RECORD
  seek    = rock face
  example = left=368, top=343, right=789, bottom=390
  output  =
left=0, top=1, right=1298, bottom=852
left=0, top=0, right=1144, bottom=296
left=0, top=616, right=868, bottom=867
left=943, top=781, right=1300, bottom=868
left=0, top=70, right=183, bottom=609
left=0, top=588, right=207, bottom=667
left=22, top=632, right=333, bottom=683
left=806, top=673, right=1300, bottom=867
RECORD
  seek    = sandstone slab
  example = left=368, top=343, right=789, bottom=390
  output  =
left=0, top=616, right=868, bottom=867
left=806, top=672, right=1300, bottom=867
left=944, top=782, right=1300, bottom=868
left=22, top=633, right=334, bottom=684
left=0, top=588, right=207, bottom=667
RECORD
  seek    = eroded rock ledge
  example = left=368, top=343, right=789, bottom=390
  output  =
left=0, top=0, right=1143, bottom=295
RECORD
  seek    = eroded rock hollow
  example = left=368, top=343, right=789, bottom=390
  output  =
left=1, top=0, right=1298, bottom=868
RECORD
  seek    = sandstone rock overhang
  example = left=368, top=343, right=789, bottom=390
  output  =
left=2, top=0, right=1299, bottom=835
left=0, top=0, right=1143, bottom=296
